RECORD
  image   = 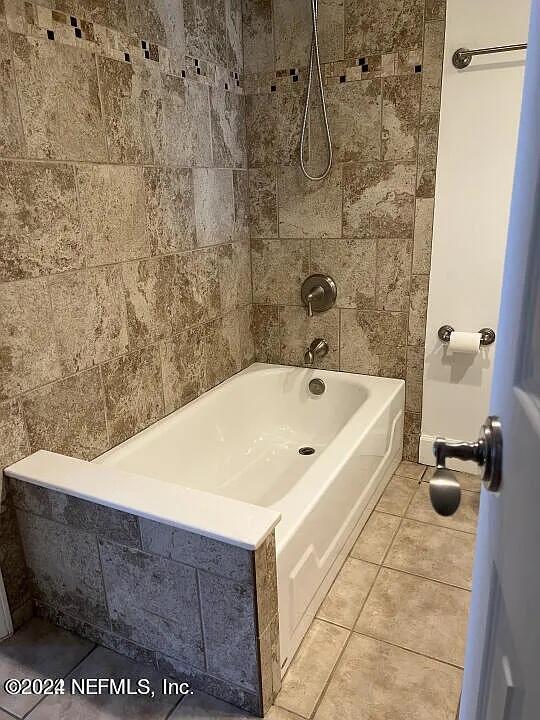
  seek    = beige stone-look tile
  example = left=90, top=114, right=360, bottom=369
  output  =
left=251, top=239, right=309, bottom=305
left=144, top=167, right=196, bottom=255
left=405, top=346, right=424, bottom=413
left=187, top=80, right=213, bottom=168
left=376, top=473, right=419, bottom=515
left=412, top=197, right=435, bottom=274
left=50, top=267, right=128, bottom=375
left=396, top=459, right=426, bottom=480
left=193, top=168, right=234, bottom=247
left=385, top=519, right=475, bottom=589
left=101, top=345, right=164, bottom=446
left=375, top=238, right=412, bottom=311
left=273, top=0, right=311, bottom=70
left=407, top=483, right=480, bottom=534
left=226, top=0, right=244, bottom=71
left=314, top=633, right=461, bottom=720
left=0, top=400, right=29, bottom=471
left=277, top=88, right=304, bottom=166
left=0, top=618, right=94, bottom=718
left=175, top=248, right=220, bottom=329
left=210, top=88, right=247, bottom=169
left=126, top=0, right=184, bottom=48
left=184, top=0, right=227, bottom=66
left=22, top=368, right=108, bottom=460
left=280, top=306, right=339, bottom=369
left=0, top=279, right=61, bottom=402
left=416, top=154, right=437, bottom=198
left=242, top=0, right=274, bottom=74
left=0, top=26, right=24, bottom=155
left=218, top=241, right=251, bottom=313
left=253, top=305, right=280, bottom=363
left=382, top=75, right=421, bottom=161
left=98, top=57, right=191, bottom=166
left=340, top=309, right=407, bottom=377
left=245, top=92, right=278, bottom=167
left=350, top=511, right=400, bottom=564
left=426, top=0, right=447, bottom=21
left=419, top=111, right=440, bottom=158
left=248, top=166, right=278, bottom=238
left=12, top=35, right=106, bottom=161
left=0, top=161, right=82, bottom=282
left=205, top=312, right=243, bottom=388
left=317, top=557, right=378, bottom=629
left=408, top=274, right=429, bottom=346
left=311, top=80, right=381, bottom=165
left=344, top=0, right=424, bottom=56
left=239, top=305, right=255, bottom=369
left=276, top=619, right=349, bottom=718
left=279, top=165, right=342, bottom=238
left=343, top=162, right=416, bottom=239
left=232, top=170, right=250, bottom=243
left=161, top=325, right=207, bottom=413
left=56, top=0, right=128, bottom=30
left=318, top=0, right=344, bottom=62
left=356, top=567, right=470, bottom=667
left=77, top=164, right=148, bottom=267
left=311, top=238, right=376, bottom=309
left=423, top=466, right=482, bottom=493
left=122, top=255, right=175, bottom=348
left=403, top=431, right=420, bottom=463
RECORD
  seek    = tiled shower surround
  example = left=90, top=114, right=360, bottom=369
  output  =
left=244, top=0, right=446, bottom=461
left=8, top=477, right=280, bottom=716
left=0, top=0, right=252, bottom=628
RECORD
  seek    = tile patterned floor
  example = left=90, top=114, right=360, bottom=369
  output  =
left=0, top=462, right=479, bottom=719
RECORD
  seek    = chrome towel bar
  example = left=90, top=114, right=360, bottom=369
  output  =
left=452, top=43, right=527, bottom=69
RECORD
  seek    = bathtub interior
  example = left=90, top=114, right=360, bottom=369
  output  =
left=95, top=364, right=370, bottom=507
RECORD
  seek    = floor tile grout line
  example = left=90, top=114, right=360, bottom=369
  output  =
left=380, top=563, right=473, bottom=593
left=374, top=506, right=477, bottom=535
left=351, top=629, right=466, bottom=672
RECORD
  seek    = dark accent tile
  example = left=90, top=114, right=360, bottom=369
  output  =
left=17, top=510, right=109, bottom=627
left=139, top=518, right=254, bottom=583
left=74, top=27, right=82, bottom=38
left=9, top=479, right=141, bottom=547
left=199, top=571, right=259, bottom=692
left=47, top=29, right=55, bottom=40
left=70, top=15, right=78, bottom=26
left=124, top=52, right=130, bottom=62
left=339, top=74, right=346, bottom=82
left=99, top=540, right=204, bottom=667
left=362, top=63, right=369, bottom=71
left=415, top=64, right=422, bottom=72
left=141, top=39, right=147, bottom=49
left=271, top=84, right=276, bottom=91
left=293, top=74, right=298, bottom=82
left=144, top=49, right=150, bottom=59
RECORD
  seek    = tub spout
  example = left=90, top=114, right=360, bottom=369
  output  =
left=304, top=338, right=329, bottom=366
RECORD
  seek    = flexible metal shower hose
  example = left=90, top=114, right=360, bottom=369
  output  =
left=300, top=0, right=333, bottom=181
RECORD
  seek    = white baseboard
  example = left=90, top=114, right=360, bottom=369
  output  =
left=419, top=433, right=481, bottom=474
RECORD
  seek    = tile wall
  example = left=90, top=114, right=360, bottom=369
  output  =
left=0, top=0, right=253, bottom=625
left=9, top=478, right=280, bottom=715
left=243, top=0, right=446, bottom=461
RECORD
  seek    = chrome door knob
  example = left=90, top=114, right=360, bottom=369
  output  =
left=429, top=416, right=503, bottom=516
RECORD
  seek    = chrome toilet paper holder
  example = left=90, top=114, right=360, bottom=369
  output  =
left=438, top=325, right=496, bottom=346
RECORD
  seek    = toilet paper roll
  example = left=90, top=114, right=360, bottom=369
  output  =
left=448, top=331, right=482, bottom=354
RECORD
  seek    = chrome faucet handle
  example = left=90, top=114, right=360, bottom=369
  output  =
left=301, top=275, right=337, bottom=317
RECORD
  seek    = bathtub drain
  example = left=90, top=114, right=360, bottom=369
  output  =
left=299, top=447, right=315, bottom=456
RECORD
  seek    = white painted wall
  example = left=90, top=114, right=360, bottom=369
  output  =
left=420, top=0, right=530, bottom=468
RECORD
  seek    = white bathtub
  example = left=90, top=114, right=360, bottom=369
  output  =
left=6, top=363, right=404, bottom=670
left=95, top=363, right=405, bottom=668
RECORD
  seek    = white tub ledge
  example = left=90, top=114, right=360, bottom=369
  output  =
left=4, top=449, right=281, bottom=551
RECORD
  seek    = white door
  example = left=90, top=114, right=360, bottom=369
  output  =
left=457, top=2, right=540, bottom=717
left=0, top=569, right=13, bottom=641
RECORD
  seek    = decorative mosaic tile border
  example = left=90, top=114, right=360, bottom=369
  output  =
left=4, top=0, right=243, bottom=93
left=244, top=47, right=425, bottom=94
